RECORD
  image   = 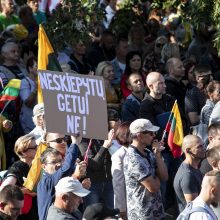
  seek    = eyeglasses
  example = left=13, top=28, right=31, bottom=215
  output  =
left=141, top=131, right=156, bottom=136
left=45, top=159, right=63, bottom=165
left=48, top=137, right=68, bottom=144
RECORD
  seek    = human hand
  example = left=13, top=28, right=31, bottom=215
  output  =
left=2, top=120, right=12, bottom=129
left=71, top=132, right=82, bottom=145
left=81, top=178, right=91, bottom=189
left=103, top=129, right=114, bottom=148
left=72, top=161, right=87, bottom=179
left=152, top=139, right=165, bottom=156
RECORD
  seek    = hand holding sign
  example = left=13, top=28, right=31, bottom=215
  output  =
left=71, top=132, right=82, bottom=145
left=103, top=129, right=114, bottom=149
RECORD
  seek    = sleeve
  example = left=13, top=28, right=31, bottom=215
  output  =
left=111, top=151, right=127, bottom=212
left=189, top=212, right=215, bottom=220
left=19, top=78, right=32, bottom=101
left=51, top=143, right=79, bottom=185
left=121, top=100, right=136, bottom=122
left=78, top=139, right=108, bottom=171
left=128, top=154, right=152, bottom=182
left=185, top=89, right=199, bottom=113
left=181, top=173, right=201, bottom=195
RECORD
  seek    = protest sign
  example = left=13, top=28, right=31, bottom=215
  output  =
left=38, top=70, right=108, bottom=140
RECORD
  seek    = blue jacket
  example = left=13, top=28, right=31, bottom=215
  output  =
left=121, top=94, right=142, bottom=122
left=37, top=144, right=79, bottom=220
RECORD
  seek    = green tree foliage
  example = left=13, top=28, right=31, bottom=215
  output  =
left=43, top=0, right=104, bottom=51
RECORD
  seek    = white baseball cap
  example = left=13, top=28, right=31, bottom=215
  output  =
left=55, top=177, right=90, bottom=197
left=129, top=119, right=160, bottom=134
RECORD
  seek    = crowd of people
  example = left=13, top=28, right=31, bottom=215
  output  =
left=0, top=0, right=220, bottom=220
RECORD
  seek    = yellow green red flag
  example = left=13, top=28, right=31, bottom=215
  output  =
left=164, top=100, right=183, bottom=158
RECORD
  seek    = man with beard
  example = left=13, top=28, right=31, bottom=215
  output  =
left=174, top=135, right=206, bottom=213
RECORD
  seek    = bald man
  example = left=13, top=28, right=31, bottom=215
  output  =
left=140, top=72, right=175, bottom=125
left=178, top=170, right=220, bottom=220
left=174, top=135, right=206, bottom=212
left=140, top=72, right=177, bottom=210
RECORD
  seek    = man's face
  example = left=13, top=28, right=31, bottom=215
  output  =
left=36, top=114, right=44, bottom=128
left=43, top=154, right=63, bottom=174
left=139, top=130, right=156, bottom=146
left=151, top=75, right=166, bottom=96
left=128, top=74, right=144, bottom=93
left=65, top=193, right=82, bottom=213
left=171, top=59, right=185, bottom=79
left=102, top=35, right=114, bottom=50
left=117, top=40, right=128, bottom=58
left=1, top=200, right=24, bottom=220
left=47, top=133, right=67, bottom=155
left=4, top=0, right=14, bottom=14
left=28, top=0, right=38, bottom=12
left=190, top=138, right=206, bottom=159
left=4, top=44, right=20, bottom=62
left=209, top=130, right=220, bottom=147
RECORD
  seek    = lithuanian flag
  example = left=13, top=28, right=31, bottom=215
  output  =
left=164, top=100, right=183, bottom=158
left=0, top=79, right=21, bottom=108
left=37, top=24, right=62, bottom=103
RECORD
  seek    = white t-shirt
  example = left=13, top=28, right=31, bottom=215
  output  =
left=189, top=197, right=218, bottom=220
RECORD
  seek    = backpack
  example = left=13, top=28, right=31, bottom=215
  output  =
left=177, top=202, right=211, bottom=220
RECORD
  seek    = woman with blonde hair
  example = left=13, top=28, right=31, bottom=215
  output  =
left=96, top=61, right=121, bottom=110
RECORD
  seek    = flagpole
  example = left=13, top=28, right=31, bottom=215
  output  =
left=160, top=100, right=177, bottom=142
left=84, top=139, right=93, bottom=163
left=0, top=100, right=12, bottom=115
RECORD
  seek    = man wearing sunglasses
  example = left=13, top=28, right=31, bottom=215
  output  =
left=124, top=118, right=168, bottom=220
left=37, top=133, right=87, bottom=220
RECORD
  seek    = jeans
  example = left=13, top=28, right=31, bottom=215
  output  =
left=84, top=180, right=114, bottom=209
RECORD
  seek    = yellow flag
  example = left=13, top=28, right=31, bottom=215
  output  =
left=37, top=25, right=62, bottom=103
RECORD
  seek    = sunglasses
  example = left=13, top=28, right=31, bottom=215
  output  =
left=141, top=131, right=156, bottom=136
left=48, top=137, right=68, bottom=144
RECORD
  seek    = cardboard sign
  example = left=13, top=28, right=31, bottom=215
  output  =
left=38, top=70, right=108, bottom=140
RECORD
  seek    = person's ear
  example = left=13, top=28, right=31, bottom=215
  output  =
left=208, top=136, right=213, bottom=143
left=211, top=160, right=217, bottom=169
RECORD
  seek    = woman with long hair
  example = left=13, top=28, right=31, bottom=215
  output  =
left=120, top=51, right=143, bottom=98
